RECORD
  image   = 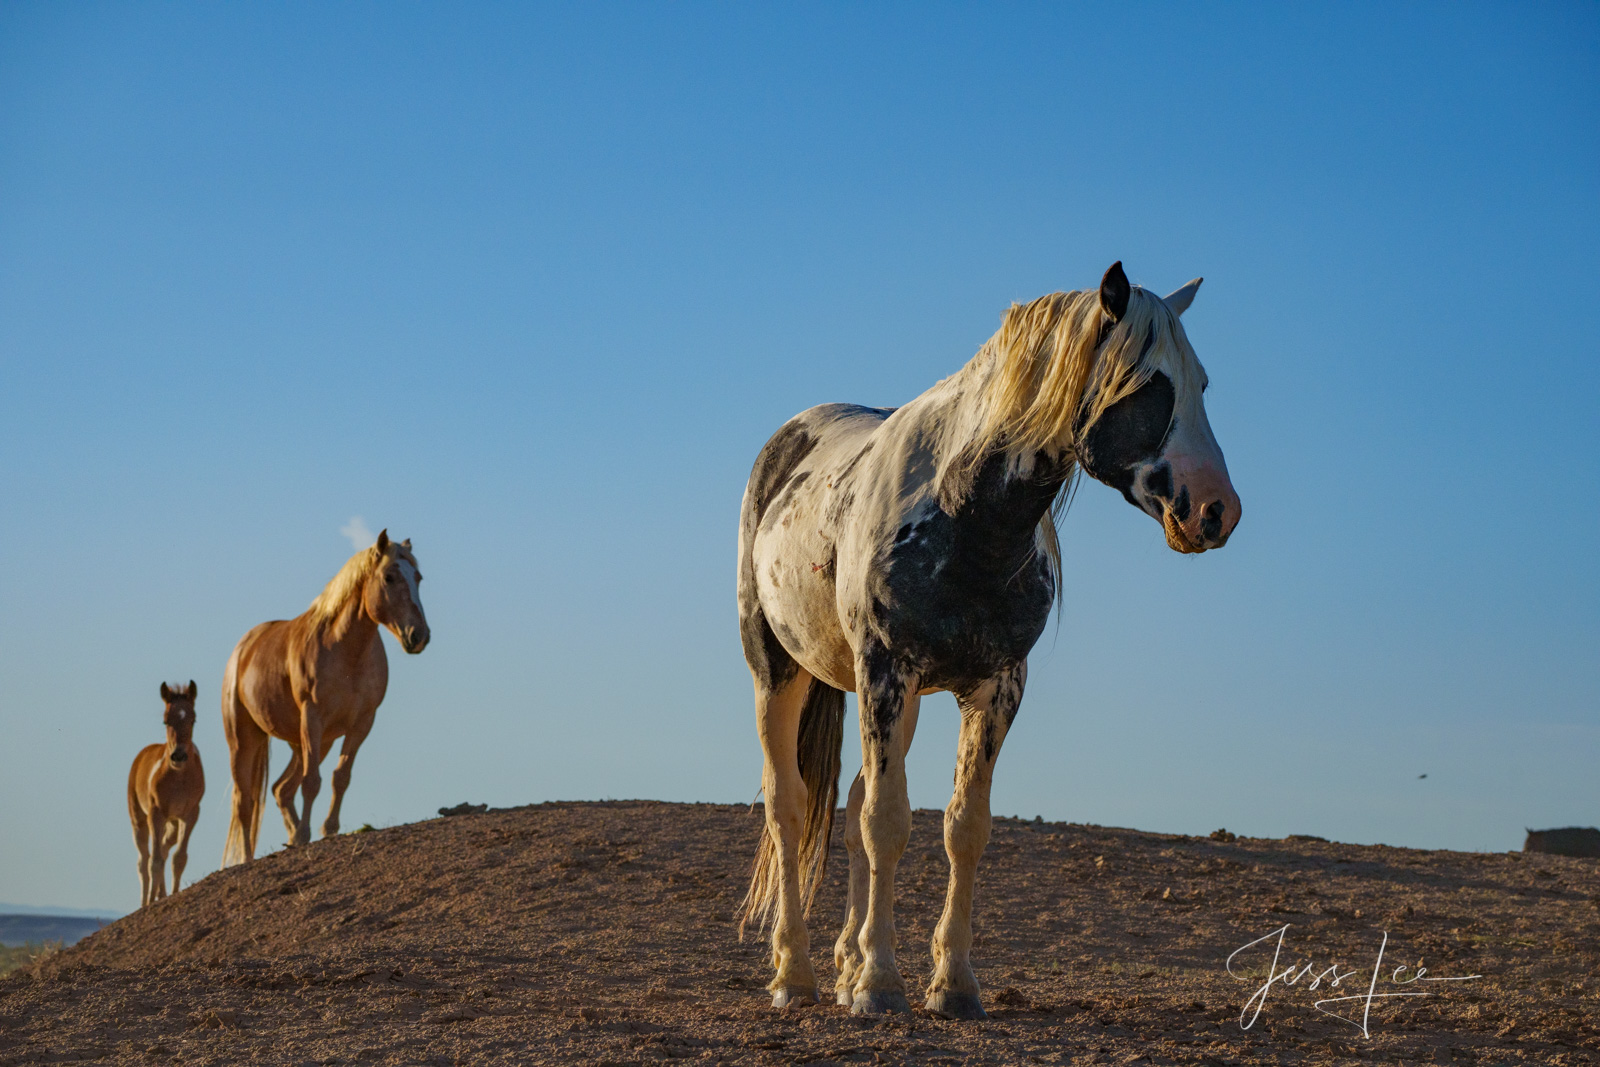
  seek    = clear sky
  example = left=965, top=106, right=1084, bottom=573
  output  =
left=2, top=3, right=1596, bottom=915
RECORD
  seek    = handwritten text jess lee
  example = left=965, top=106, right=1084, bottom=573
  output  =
left=1227, top=924, right=1481, bottom=1038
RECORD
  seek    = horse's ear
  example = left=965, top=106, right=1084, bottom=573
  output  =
left=375, top=529, right=389, bottom=553
left=160, top=681, right=172, bottom=701
left=1100, top=261, right=1130, bottom=323
left=1164, top=277, right=1203, bottom=315
left=185, top=680, right=197, bottom=700
left=401, top=538, right=411, bottom=549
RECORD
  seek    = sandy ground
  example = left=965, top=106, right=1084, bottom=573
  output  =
left=2, top=801, right=1595, bottom=1065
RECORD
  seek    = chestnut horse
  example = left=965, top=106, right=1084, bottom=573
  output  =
left=221, top=530, right=430, bottom=864
left=127, top=681, right=205, bottom=906
left=736, top=264, right=1240, bottom=1017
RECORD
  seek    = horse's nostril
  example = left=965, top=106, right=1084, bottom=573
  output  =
left=1201, top=500, right=1225, bottom=540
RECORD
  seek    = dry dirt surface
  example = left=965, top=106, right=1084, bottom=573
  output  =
left=4, top=801, right=1596, bottom=1065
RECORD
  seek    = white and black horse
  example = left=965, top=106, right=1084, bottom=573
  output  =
left=736, top=263, right=1240, bottom=1018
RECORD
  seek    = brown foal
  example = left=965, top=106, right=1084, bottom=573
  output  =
left=127, top=681, right=205, bottom=906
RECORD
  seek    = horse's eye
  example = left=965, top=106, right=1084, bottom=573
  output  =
left=385, top=572, right=397, bottom=583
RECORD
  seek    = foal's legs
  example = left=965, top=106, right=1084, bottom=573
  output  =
left=322, top=716, right=373, bottom=838
left=850, top=652, right=920, bottom=1014
left=130, top=801, right=152, bottom=907
left=170, top=813, right=196, bottom=893
left=925, top=666, right=1025, bottom=1019
left=148, top=808, right=171, bottom=902
left=756, top=667, right=821, bottom=1006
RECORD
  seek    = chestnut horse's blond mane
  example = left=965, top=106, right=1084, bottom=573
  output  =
left=949, top=285, right=1208, bottom=592
left=306, top=541, right=418, bottom=627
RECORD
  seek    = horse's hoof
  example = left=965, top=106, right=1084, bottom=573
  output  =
left=851, top=990, right=912, bottom=1015
left=771, top=986, right=818, bottom=1009
left=925, top=991, right=988, bottom=1020
left=836, top=987, right=854, bottom=1007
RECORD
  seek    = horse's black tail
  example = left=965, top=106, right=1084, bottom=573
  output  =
left=738, top=679, right=846, bottom=940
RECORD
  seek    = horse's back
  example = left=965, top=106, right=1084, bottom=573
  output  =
left=743, top=404, right=891, bottom=528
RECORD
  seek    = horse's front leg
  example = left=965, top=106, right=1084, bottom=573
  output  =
left=832, top=769, right=867, bottom=1004
left=322, top=714, right=374, bottom=839
left=851, top=651, right=919, bottom=1014
left=926, top=665, right=1025, bottom=1020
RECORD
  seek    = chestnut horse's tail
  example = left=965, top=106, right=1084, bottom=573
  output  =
left=221, top=642, right=268, bottom=867
left=738, top=679, right=845, bottom=940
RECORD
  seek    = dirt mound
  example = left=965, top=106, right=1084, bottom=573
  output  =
left=3, top=802, right=1596, bottom=1065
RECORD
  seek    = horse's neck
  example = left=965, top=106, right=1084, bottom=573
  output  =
left=312, top=591, right=379, bottom=649
left=952, top=446, right=1071, bottom=558
left=919, top=367, right=1074, bottom=548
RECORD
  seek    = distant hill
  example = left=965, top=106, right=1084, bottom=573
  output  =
left=0, top=913, right=109, bottom=947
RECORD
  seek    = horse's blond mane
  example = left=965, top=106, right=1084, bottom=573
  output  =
left=306, top=541, right=417, bottom=624
left=950, top=285, right=1207, bottom=595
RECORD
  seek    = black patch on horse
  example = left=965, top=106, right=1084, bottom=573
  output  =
left=1076, top=371, right=1176, bottom=501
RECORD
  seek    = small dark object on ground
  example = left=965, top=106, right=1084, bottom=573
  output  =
left=1286, top=834, right=1328, bottom=843
left=1209, top=828, right=1236, bottom=843
left=1523, top=826, right=1600, bottom=858
left=439, top=803, right=489, bottom=817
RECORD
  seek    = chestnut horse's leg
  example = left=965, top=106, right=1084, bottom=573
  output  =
left=832, top=769, right=868, bottom=1004
left=272, top=747, right=305, bottom=844
left=293, top=704, right=326, bottom=847
left=850, top=650, right=920, bottom=1014
left=321, top=712, right=374, bottom=839
left=755, top=667, right=821, bottom=1006
left=129, top=799, right=152, bottom=908
left=223, top=701, right=270, bottom=865
left=926, top=665, right=1024, bottom=1019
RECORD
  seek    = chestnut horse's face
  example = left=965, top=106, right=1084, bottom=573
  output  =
left=363, top=533, right=431, bottom=654
left=159, top=680, right=197, bottom=762
left=1076, top=271, right=1241, bottom=553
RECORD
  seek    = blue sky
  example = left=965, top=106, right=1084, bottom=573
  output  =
left=1, top=3, right=1595, bottom=914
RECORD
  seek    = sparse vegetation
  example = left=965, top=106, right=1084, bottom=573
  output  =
left=1, top=940, right=61, bottom=976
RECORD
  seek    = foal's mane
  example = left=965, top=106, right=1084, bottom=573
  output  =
left=946, top=285, right=1206, bottom=593
left=306, top=541, right=417, bottom=630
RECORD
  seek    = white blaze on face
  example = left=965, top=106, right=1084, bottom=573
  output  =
left=395, top=559, right=422, bottom=610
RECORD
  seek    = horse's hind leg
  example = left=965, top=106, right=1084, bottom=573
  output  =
left=272, top=747, right=305, bottom=844
left=752, top=668, right=821, bottom=1006
left=832, top=768, right=868, bottom=1004
left=925, top=665, right=1024, bottom=1020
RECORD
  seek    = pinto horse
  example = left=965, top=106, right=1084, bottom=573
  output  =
left=221, top=530, right=430, bottom=864
left=736, top=263, right=1240, bottom=1017
left=127, top=681, right=205, bottom=906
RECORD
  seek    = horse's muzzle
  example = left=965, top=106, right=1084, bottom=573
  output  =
left=402, top=626, right=431, bottom=654
left=170, top=748, right=188, bottom=764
